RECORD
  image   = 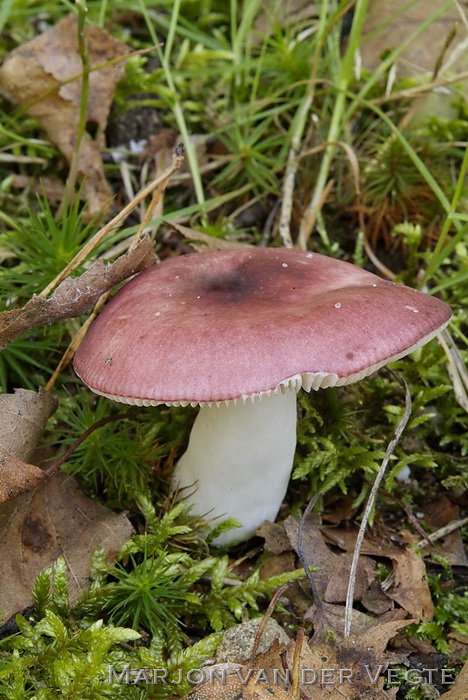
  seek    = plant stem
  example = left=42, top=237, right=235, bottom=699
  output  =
left=139, top=0, right=206, bottom=217
left=59, top=0, right=90, bottom=219
left=423, top=143, right=468, bottom=285
left=297, top=0, right=370, bottom=250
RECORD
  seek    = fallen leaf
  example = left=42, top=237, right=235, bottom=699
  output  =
left=320, top=524, right=435, bottom=621
left=422, top=497, right=468, bottom=568
left=435, top=660, right=468, bottom=700
left=286, top=618, right=412, bottom=699
left=259, top=551, right=296, bottom=580
left=0, top=14, right=129, bottom=214
left=284, top=515, right=374, bottom=603
left=10, top=174, right=65, bottom=203
left=184, top=639, right=293, bottom=699
left=0, top=388, right=57, bottom=503
left=0, top=387, right=57, bottom=461
left=0, top=234, right=156, bottom=350
left=387, top=548, right=434, bottom=622
left=0, top=471, right=134, bottom=625
left=0, top=450, right=45, bottom=504
left=361, top=580, right=393, bottom=615
left=256, top=520, right=292, bottom=554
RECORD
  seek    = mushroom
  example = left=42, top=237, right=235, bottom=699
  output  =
left=73, top=249, right=451, bottom=545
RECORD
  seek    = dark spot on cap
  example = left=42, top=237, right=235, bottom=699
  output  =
left=201, top=268, right=254, bottom=302
left=346, top=352, right=355, bottom=360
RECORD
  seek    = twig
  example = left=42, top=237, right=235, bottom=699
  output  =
left=40, top=152, right=183, bottom=298
left=297, top=0, right=371, bottom=250
left=297, top=493, right=324, bottom=607
left=42, top=415, right=127, bottom=477
left=45, top=290, right=111, bottom=391
left=417, top=516, right=468, bottom=550
left=291, top=627, right=305, bottom=700
left=250, top=583, right=290, bottom=660
left=372, top=69, right=468, bottom=106
left=438, top=328, right=468, bottom=413
left=382, top=514, right=468, bottom=592
left=362, top=477, right=433, bottom=546
left=59, top=0, right=90, bottom=218
left=131, top=145, right=184, bottom=249
left=344, top=373, right=412, bottom=638
left=362, top=236, right=397, bottom=280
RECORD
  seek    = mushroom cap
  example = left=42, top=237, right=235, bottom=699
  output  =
left=73, top=249, right=451, bottom=405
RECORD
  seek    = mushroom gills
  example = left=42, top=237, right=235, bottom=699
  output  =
left=172, top=388, right=297, bottom=546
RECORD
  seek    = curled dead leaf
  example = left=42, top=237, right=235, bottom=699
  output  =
left=0, top=450, right=45, bottom=504
left=0, top=14, right=129, bottom=214
left=387, top=549, right=434, bottom=622
left=0, top=387, right=57, bottom=504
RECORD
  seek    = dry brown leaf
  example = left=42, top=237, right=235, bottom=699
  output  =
left=256, top=520, right=292, bottom=554
left=0, top=387, right=57, bottom=461
left=0, top=450, right=45, bottom=504
left=286, top=619, right=412, bottom=699
left=0, top=14, right=129, bottom=214
left=184, top=639, right=293, bottom=700
left=436, top=660, right=468, bottom=699
left=284, top=515, right=374, bottom=603
left=0, top=234, right=156, bottom=350
left=361, top=580, right=393, bottom=615
left=0, top=471, right=134, bottom=624
left=320, top=524, right=436, bottom=621
left=387, top=548, right=434, bottom=622
left=169, top=222, right=253, bottom=252
left=10, top=174, right=65, bottom=203
left=422, top=497, right=468, bottom=567
left=0, top=388, right=57, bottom=503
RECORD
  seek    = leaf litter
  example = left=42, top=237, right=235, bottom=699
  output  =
left=0, top=7, right=466, bottom=695
left=0, top=386, right=134, bottom=625
left=0, top=14, right=129, bottom=215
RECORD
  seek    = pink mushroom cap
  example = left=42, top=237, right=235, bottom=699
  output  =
left=73, top=248, right=452, bottom=405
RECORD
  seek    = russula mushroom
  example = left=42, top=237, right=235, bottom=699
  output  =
left=73, top=249, right=451, bottom=545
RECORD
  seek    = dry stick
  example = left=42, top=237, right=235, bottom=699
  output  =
left=39, top=153, right=184, bottom=299
left=45, top=291, right=111, bottom=391
left=44, top=152, right=184, bottom=388
left=362, top=477, right=433, bottom=546
left=344, top=373, right=412, bottom=638
left=296, top=492, right=324, bottom=609
left=381, top=514, right=468, bottom=593
left=280, top=0, right=356, bottom=249
left=59, top=3, right=91, bottom=219
left=42, top=414, right=126, bottom=478
left=373, top=68, right=468, bottom=105
left=279, top=98, right=315, bottom=248
left=417, top=516, right=468, bottom=550
left=291, top=627, right=305, bottom=700
left=438, top=328, right=468, bottom=413
left=250, top=583, right=290, bottom=660
left=130, top=167, right=177, bottom=250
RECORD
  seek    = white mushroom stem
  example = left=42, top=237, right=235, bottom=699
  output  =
left=172, top=388, right=297, bottom=546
